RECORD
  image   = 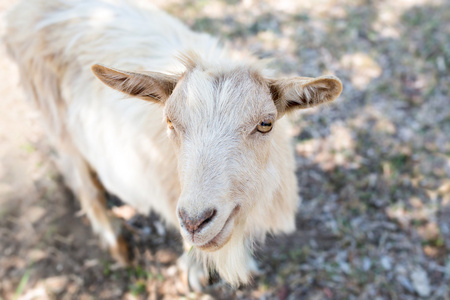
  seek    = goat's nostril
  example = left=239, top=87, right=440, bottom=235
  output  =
left=179, top=208, right=217, bottom=234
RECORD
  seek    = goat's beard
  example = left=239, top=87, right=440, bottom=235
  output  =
left=191, top=220, right=263, bottom=286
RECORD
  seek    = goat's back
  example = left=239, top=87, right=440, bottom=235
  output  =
left=3, top=0, right=203, bottom=219
left=4, top=0, right=218, bottom=129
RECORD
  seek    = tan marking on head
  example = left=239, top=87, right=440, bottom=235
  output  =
left=249, top=69, right=267, bottom=86
left=176, top=50, right=202, bottom=71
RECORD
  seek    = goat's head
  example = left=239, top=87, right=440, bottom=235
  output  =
left=92, top=55, right=342, bottom=282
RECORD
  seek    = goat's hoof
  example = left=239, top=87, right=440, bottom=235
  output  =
left=109, top=235, right=131, bottom=266
left=188, top=261, right=208, bottom=292
left=177, top=253, right=208, bottom=292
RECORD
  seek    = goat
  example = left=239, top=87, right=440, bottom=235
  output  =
left=4, top=0, right=342, bottom=288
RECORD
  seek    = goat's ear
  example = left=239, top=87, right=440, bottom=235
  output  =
left=268, top=75, right=343, bottom=115
left=91, top=64, right=178, bottom=104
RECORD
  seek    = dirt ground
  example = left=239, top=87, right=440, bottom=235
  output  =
left=1, top=0, right=449, bottom=299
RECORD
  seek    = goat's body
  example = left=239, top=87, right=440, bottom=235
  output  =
left=5, top=0, right=225, bottom=222
left=4, top=0, right=310, bottom=286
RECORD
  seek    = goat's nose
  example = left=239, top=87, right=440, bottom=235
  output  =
left=178, top=208, right=217, bottom=234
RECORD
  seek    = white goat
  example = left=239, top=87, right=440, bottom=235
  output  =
left=4, top=0, right=342, bottom=287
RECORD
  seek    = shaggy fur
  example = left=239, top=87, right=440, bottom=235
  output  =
left=4, top=0, right=342, bottom=287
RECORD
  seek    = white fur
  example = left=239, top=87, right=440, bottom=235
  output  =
left=4, top=0, right=342, bottom=287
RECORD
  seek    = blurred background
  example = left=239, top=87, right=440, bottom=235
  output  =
left=0, top=0, right=449, bottom=299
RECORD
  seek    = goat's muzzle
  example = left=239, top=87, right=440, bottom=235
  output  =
left=177, top=205, right=240, bottom=251
left=179, top=208, right=217, bottom=235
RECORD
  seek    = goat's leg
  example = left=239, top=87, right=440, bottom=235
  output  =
left=57, top=152, right=129, bottom=265
left=82, top=166, right=130, bottom=265
left=177, top=243, right=208, bottom=292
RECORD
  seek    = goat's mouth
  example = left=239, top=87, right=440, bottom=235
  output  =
left=197, top=205, right=240, bottom=252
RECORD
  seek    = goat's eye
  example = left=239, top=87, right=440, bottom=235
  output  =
left=167, top=117, right=174, bottom=129
left=257, top=120, right=273, bottom=133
